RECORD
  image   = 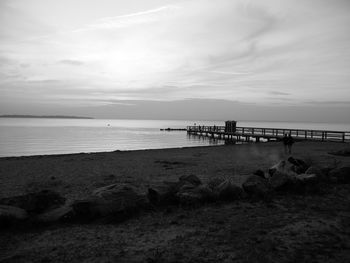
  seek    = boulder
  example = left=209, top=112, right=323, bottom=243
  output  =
left=268, top=161, right=295, bottom=177
left=176, top=191, right=202, bottom=205
left=72, top=199, right=98, bottom=220
left=176, top=184, right=215, bottom=205
left=295, top=173, right=318, bottom=183
left=176, top=184, right=202, bottom=205
left=0, top=190, right=66, bottom=214
left=196, top=185, right=216, bottom=202
left=93, top=183, right=148, bottom=209
left=269, top=169, right=321, bottom=194
left=93, top=183, right=144, bottom=198
left=287, top=157, right=309, bottom=174
left=215, top=180, right=244, bottom=201
left=269, top=171, right=293, bottom=191
left=305, top=166, right=326, bottom=181
left=294, top=173, right=320, bottom=193
left=73, top=183, right=148, bottom=221
left=242, top=175, right=270, bottom=197
left=179, top=174, right=202, bottom=186
left=207, top=177, right=226, bottom=190
left=328, top=167, right=350, bottom=184
left=177, top=182, right=196, bottom=192
left=0, top=205, right=28, bottom=228
left=147, top=181, right=182, bottom=206
left=35, top=205, right=75, bottom=223
left=253, top=169, right=266, bottom=179
left=268, top=161, right=283, bottom=176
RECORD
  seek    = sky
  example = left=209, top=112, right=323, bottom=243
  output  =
left=0, top=0, right=349, bottom=122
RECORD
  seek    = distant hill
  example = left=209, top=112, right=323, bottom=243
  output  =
left=0, top=115, right=94, bottom=119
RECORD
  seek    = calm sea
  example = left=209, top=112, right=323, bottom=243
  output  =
left=0, top=118, right=349, bottom=157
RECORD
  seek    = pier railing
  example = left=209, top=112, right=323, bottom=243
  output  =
left=186, top=125, right=350, bottom=142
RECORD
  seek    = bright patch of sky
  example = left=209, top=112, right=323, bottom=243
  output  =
left=0, top=0, right=350, bottom=120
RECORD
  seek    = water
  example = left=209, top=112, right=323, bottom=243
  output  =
left=0, top=118, right=223, bottom=157
left=0, top=118, right=349, bottom=157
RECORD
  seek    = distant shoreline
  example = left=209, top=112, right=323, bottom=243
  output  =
left=0, top=115, right=93, bottom=119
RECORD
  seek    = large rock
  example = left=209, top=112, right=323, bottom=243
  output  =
left=293, top=173, right=320, bottom=193
left=328, top=167, right=350, bottom=184
left=196, top=185, right=216, bottom=202
left=287, top=157, right=309, bottom=174
left=0, top=190, right=66, bottom=214
left=268, top=160, right=296, bottom=177
left=269, top=169, right=321, bottom=193
left=295, top=173, right=318, bottom=183
left=305, top=166, right=326, bottom=181
left=0, top=205, right=28, bottom=228
left=269, top=171, right=293, bottom=191
left=35, top=205, right=75, bottom=223
left=179, top=174, right=202, bottom=186
left=72, top=199, right=98, bottom=220
left=242, top=175, right=270, bottom=197
left=207, top=177, right=226, bottom=190
left=93, top=183, right=145, bottom=199
left=93, top=183, right=148, bottom=208
left=176, top=184, right=215, bottom=205
left=147, top=181, right=182, bottom=206
left=253, top=169, right=266, bottom=179
left=73, top=183, right=148, bottom=221
left=215, top=180, right=244, bottom=201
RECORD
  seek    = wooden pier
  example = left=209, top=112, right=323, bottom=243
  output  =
left=186, top=122, right=350, bottom=143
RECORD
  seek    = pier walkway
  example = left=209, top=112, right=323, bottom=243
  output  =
left=186, top=124, right=350, bottom=143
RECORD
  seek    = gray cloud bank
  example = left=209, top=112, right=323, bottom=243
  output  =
left=1, top=98, right=349, bottom=123
left=0, top=0, right=350, bottom=122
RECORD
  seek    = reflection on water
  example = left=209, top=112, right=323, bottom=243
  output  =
left=186, top=133, right=223, bottom=146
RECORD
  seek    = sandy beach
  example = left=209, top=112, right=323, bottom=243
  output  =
left=1, top=141, right=350, bottom=262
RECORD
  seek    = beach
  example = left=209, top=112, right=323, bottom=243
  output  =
left=1, top=141, right=350, bottom=262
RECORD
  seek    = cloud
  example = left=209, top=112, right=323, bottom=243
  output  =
left=0, top=0, right=350, bottom=122
left=0, top=1, right=55, bottom=41
left=0, top=56, right=14, bottom=65
left=205, top=71, right=251, bottom=75
left=96, top=5, right=178, bottom=21
left=74, top=5, right=179, bottom=31
left=306, top=100, right=350, bottom=106
left=59, top=59, right=84, bottom=66
left=269, top=91, right=290, bottom=96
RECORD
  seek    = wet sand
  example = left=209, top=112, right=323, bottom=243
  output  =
left=0, top=141, right=349, bottom=262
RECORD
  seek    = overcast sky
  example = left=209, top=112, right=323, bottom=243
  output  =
left=0, top=0, right=349, bottom=122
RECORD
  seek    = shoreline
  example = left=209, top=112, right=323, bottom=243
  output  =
left=0, top=144, right=225, bottom=160
left=1, top=139, right=348, bottom=160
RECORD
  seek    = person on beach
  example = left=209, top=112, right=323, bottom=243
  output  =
left=286, top=133, right=295, bottom=154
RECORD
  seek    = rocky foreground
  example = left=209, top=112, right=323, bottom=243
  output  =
left=0, top=142, right=349, bottom=262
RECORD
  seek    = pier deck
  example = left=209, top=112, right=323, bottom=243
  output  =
left=186, top=125, right=350, bottom=143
